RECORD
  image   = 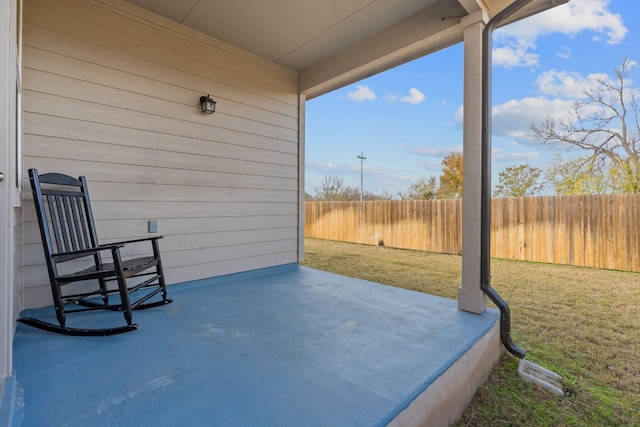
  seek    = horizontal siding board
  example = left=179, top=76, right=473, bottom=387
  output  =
left=164, top=251, right=298, bottom=284
left=25, top=113, right=298, bottom=164
left=23, top=215, right=298, bottom=244
left=24, top=158, right=298, bottom=192
left=24, top=90, right=298, bottom=144
left=22, top=286, right=55, bottom=309
left=87, top=183, right=297, bottom=204
left=25, top=135, right=298, bottom=180
left=21, top=180, right=297, bottom=204
left=162, top=228, right=299, bottom=252
left=134, top=216, right=298, bottom=237
left=23, top=200, right=298, bottom=221
left=166, top=240, right=296, bottom=269
left=90, top=201, right=298, bottom=220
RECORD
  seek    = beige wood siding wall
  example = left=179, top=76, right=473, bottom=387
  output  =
left=21, top=0, right=301, bottom=308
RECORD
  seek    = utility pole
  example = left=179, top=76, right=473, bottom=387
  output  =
left=357, top=152, right=366, bottom=202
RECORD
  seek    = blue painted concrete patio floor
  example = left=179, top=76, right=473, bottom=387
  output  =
left=9, top=265, right=499, bottom=426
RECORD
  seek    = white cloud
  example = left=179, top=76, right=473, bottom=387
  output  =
left=491, top=97, right=574, bottom=139
left=385, top=88, right=426, bottom=105
left=556, top=46, right=571, bottom=60
left=455, top=98, right=573, bottom=140
left=492, top=147, right=539, bottom=162
left=400, top=88, right=426, bottom=105
left=535, top=70, right=610, bottom=98
left=346, top=85, right=376, bottom=102
left=493, top=39, right=540, bottom=68
left=454, top=106, right=464, bottom=126
left=493, top=0, right=628, bottom=68
left=416, top=160, right=445, bottom=171
left=305, top=160, right=336, bottom=172
left=385, top=92, right=399, bottom=102
left=411, top=145, right=462, bottom=157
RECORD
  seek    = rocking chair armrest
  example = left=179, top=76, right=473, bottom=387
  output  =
left=109, top=235, right=164, bottom=245
left=51, top=243, right=125, bottom=258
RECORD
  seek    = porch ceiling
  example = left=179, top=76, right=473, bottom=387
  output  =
left=125, top=0, right=469, bottom=97
left=123, top=0, right=563, bottom=98
left=125, top=0, right=465, bottom=71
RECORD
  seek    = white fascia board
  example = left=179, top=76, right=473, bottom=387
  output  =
left=299, top=5, right=464, bottom=99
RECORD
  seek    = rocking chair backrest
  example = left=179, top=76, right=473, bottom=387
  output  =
left=29, top=169, right=101, bottom=267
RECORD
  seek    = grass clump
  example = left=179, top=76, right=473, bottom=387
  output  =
left=302, top=238, right=640, bottom=426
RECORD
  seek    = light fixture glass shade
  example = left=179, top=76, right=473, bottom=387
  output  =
left=200, top=95, right=216, bottom=114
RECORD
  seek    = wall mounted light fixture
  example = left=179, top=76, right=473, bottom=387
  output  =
left=200, top=94, right=216, bottom=114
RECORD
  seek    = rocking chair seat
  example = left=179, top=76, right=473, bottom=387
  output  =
left=57, top=256, right=159, bottom=281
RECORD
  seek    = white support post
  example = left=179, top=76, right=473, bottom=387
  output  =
left=458, top=10, right=488, bottom=314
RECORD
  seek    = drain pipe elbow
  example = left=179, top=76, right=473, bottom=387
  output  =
left=482, top=284, right=527, bottom=359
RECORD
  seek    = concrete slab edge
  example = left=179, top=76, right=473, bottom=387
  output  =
left=388, top=320, right=503, bottom=427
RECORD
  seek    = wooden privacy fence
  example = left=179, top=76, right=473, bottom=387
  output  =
left=305, top=194, right=640, bottom=272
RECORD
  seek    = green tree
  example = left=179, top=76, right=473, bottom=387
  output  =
left=493, top=164, right=544, bottom=198
left=400, top=176, right=438, bottom=200
left=437, top=152, right=463, bottom=199
left=529, top=58, right=640, bottom=192
left=609, top=157, right=640, bottom=193
left=545, top=154, right=610, bottom=195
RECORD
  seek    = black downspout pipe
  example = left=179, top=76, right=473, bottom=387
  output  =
left=480, top=0, right=534, bottom=359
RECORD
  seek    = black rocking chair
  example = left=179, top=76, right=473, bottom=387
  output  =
left=19, top=168, right=172, bottom=336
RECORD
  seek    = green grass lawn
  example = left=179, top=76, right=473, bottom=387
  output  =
left=302, top=238, right=640, bottom=426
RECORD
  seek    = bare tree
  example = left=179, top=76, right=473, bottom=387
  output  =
left=529, top=58, right=640, bottom=192
left=314, top=175, right=344, bottom=200
left=313, top=175, right=361, bottom=201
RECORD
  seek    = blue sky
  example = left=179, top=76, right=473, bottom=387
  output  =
left=304, top=0, right=638, bottom=197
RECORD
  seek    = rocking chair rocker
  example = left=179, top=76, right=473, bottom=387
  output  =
left=19, top=169, right=172, bottom=336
